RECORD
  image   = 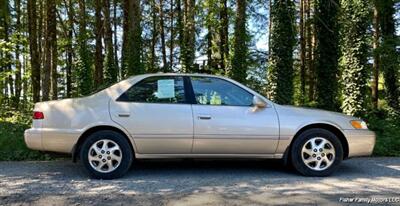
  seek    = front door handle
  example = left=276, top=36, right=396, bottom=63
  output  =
left=198, top=115, right=211, bottom=120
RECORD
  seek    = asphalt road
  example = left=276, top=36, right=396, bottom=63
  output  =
left=0, top=157, right=399, bottom=206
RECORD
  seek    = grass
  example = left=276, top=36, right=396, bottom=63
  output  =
left=0, top=108, right=399, bottom=161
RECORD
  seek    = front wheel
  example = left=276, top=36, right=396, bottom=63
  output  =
left=80, top=130, right=133, bottom=179
left=291, top=128, right=343, bottom=176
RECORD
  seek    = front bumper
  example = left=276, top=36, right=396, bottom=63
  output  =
left=343, top=129, right=376, bottom=158
left=24, top=128, right=43, bottom=151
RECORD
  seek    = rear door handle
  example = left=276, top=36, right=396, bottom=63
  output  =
left=198, top=115, right=211, bottom=120
left=118, top=113, right=130, bottom=117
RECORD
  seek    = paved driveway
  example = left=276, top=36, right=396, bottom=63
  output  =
left=0, top=157, right=399, bottom=205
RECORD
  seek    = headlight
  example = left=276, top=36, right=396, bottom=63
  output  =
left=350, top=120, right=368, bottom=129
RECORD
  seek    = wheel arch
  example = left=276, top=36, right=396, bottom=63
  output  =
left=283, top=123, right=349, bottom=165
left=72, top=125, right=135, bottom=162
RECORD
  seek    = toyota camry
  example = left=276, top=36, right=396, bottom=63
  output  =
left=25, top=73, right=375, bottom=179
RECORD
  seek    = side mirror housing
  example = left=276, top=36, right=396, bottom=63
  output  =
left=253, top=96, right=267, bottom=108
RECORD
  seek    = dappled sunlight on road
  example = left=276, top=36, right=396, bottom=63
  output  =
left=0, top=157, right=399, bottom=205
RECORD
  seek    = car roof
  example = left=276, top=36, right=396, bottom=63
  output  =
left=127, top=72, right=226, bottom=80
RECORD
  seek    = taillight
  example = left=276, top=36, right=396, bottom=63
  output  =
left=33, top=111, right=44, bottom=119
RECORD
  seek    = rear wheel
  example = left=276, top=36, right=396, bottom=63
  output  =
left=80, top=130, right=133, bottom=179
left=291, top=128, right=343, bottom=176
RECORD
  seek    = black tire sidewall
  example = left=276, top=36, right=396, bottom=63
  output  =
left=291, top=128, right=343, bottom=177
left=80, top=130, right=133, bottom=179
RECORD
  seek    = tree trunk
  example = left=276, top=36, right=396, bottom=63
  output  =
left=149, top=0, right=157, bottom=72
left=371, top=2, right=380, bottom=109
left=113, top=0, right=119, bottom=78
left=378, top=0, right=400, bottom=112
left=122, top=0, right=143, bottom=76
left=306, top=0, right=315, bottom=101
left=159, top=0, right=168, bottom=71
left=231, top=0, right=247, bottom=83
left=28, top=0, right=41, bottom=102
left=121, top=0, right=128, bottom=77
left=2, top=1, right=14, bottom=100
left=169, top=0, right=174, bottom=70
left=207, top=24, right=213, bottom=71
left=268, top=0, right=272, bottom=56
left=177, top=0, right=184, bottom=67
left=94, top=0, right=103, bottom=88
left=299, top=0, right=306, bottom=103
left=14, top=0, right=22, bottom=107
left=219, top=0, right=229, bottom=74
left=314, top=0, right=340, bottom=111
left=182, top=0, right=196, bottom=72
left=66, top=0, right=73, bottom=97
left=43, top=0, right=55, bottom=101
left=103, top=0, right=118, bottom=84
left=76, top=0, right=93, bottom=95
left=50, top=0, right=57, bottom=100
left=266, top=0, right=296, bottom=104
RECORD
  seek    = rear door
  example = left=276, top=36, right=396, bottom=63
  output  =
left=110, top=76, right=194, bottom=154
left=190, top=76, right=279, bottom=154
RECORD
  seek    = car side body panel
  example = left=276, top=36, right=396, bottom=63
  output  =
left=24, top=73, right=375, bottom=159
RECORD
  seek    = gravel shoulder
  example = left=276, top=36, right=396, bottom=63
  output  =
left=0, top=157, right=399, bottom=205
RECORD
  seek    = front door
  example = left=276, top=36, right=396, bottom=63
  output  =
left=110, top=76, right=194, bottom=154
left=190, top=76, right=279, bottom=154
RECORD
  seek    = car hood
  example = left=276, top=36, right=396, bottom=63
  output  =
left=274, top=104, right=359, bottom=130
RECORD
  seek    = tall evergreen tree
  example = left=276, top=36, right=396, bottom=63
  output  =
left=231, top=0, right=248, bottom=83
left=314, top=0, right=340, bottom=111
left=76, top=0, right=93, bottom=96
left=266, top=0, right=296, bottom=104
left=340, top=0, right=370, bottom=116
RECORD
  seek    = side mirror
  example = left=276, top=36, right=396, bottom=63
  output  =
left=253, top=96, right=267, bottom=108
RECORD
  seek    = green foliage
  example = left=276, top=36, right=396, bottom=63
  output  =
left=122, top=0, right=144, bottom=77
left=376, top=0, right=400, bottom=115
left=231, top=0, right=248, bottom=84
left=104, top=49, right=118, bottom=85
left=266, top=0, right=296, bottom=105
left=181, top=0, right=196, bottom=73
left=75, top=41, right=93, bottom=96
left=0, top=109, right=53, bottom=161
left=339, top=0, right=371, bottom=117
left=366, top=110, right=400, bottom=156
left=314, top=0, right=340, bottom=111
left=76, top=9, right=93, bottom=96
left=124, top=29, right=144, bottom=76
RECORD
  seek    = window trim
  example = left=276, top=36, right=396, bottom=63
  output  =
left=116, top=75, right=191, bottom=104
left=188, top=76, right=255, bottom=107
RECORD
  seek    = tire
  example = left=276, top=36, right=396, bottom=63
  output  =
left=291, top=128, right=343, bottom=176
left=80, top=130, right=133, bottom=179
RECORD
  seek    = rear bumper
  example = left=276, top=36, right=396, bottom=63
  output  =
left=24, top=129, right=43, bottom=151
left=24, top=128, right=79, bottom=153
left=343, top=129, right=376, bottom=158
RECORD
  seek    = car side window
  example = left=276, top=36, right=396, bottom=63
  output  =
left=117, top=76, right=186, bottom=103
left=190, top=77, right=253, bottom=106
